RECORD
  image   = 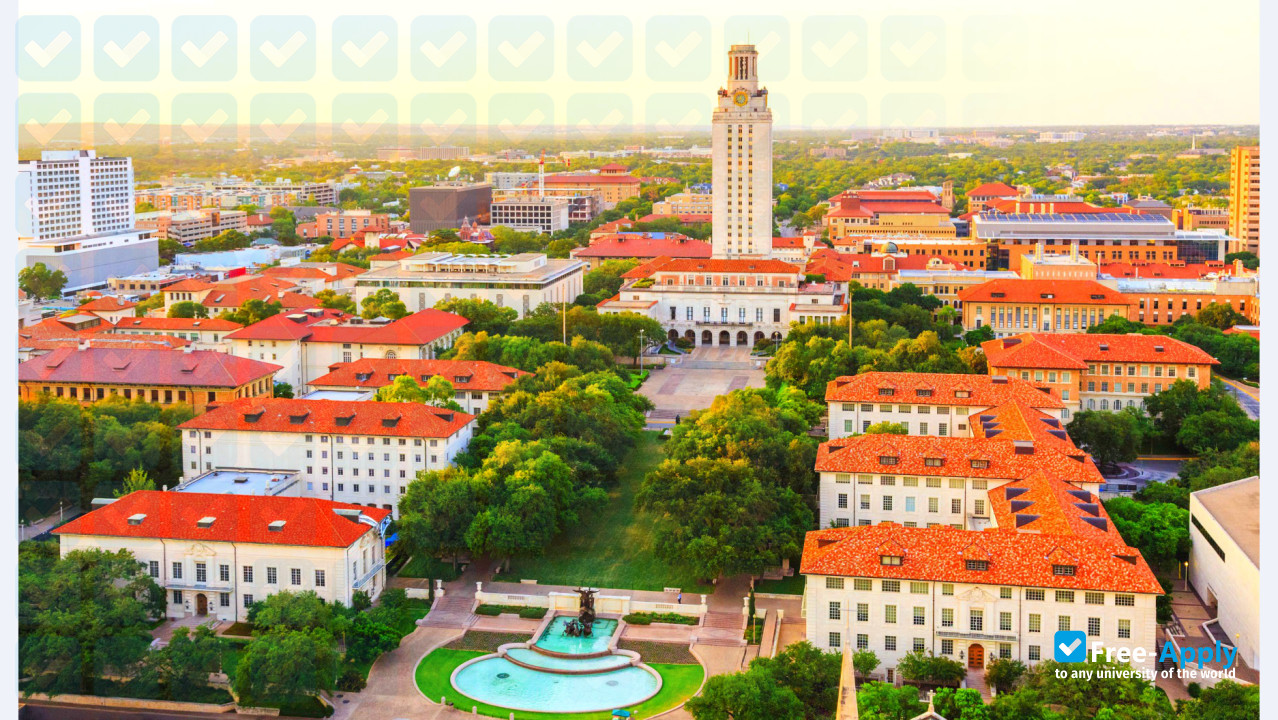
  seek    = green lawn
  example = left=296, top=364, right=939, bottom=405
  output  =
left=397, top=555, right=464, bottom=582
left=754, top=574, right=806, bottom=595
left=415, top=648, right=704, bottom=720
left=494, top=432, right=713, bottom=594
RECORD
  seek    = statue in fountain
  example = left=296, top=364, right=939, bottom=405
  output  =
left=563, top=587, right=598, bottom=637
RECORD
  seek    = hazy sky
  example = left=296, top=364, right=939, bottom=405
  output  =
left=16, top=0, right=1260, bottom=146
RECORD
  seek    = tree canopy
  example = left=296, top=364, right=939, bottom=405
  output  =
left=433, top=297, right=518, bottom=335
left=19, top=262, right=68, bottom=300
left=360, top=288, right=409, bottom=320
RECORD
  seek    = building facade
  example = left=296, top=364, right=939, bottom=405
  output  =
left=711, top=45, right=774, bottom=258
left=408, top=183, right=493, bottom=233
left=307, top=358, right=528, bottom=415
left=54, top=491, right=390, bottom=622
left=652, top=192, right=714, bottom=216
left=178, top=398, right=475, bottom=517
left=958, top=279, right=1133, bottom=335
left=1188, top=476, right=1260, bottom=672
left=490, top=196, right=572, bottom=234
left=1227, top=146, right=1260, bottom=256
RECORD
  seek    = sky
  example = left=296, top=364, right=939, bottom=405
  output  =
left=14, top=0, right=1261, bottom=149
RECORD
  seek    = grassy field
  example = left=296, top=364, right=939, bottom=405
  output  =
left=494, top=432, right=713, bottom=594
left=397, top=555, right=464, bottom=581
left=754, top=574, right=806, bottom=595
left=414, top=648, right=704, bottom=720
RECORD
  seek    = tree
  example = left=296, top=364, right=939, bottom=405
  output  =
left=19, top=548, right=166, bottom=694
left=19, top=262, right=68, bottom=300
left=895, top=650, right=965, bottom=686
left=749, top=641, right=841, bottom=719
left=1176, top=679, right=1260, bottom=720
left=157, top=238, right=184, bottom=264
left=856, top=682, right=925, bottom=720
left=1223, top=251, right=1258, bottom=270
left=1195, top=302, right=1248, bottom=330
left=1176, top=410, right=1259, bottom=454
left=192, top=229, right=250, bottom=253
left=233, top=628, right=339, bottom=707
left=864, top=421, right=908, bottom=435
left=636, top=457, right=812, bottom=579
left=853, top=649, right=881, bottom=679
left=964, top=325, right=995, bottom=346
left=114, top=467, right=155, bottom=497
left=140, top=625, right=226, bottom=700
left=313, top=289, right=356, bottom=315
left=580, top=259, right=642, bottom=304
left=685, top=668, right=805, bottom=720
left=1066, top=407, right=1154, bottom=471
left=933, top=688, right=991, bottom=720
left=1103, top=498, right=1190, bottom=572
left=220, top=299, right=283, bottom=325
left=983, top=658, right=1026, bottom=694
left=373, top=374, right=463, bottom=411
left=434, top=298, right=517, bottom=335
left=397, top=468, right=481, bottom=570
left=247, top=590, right=340, bottom=634
left=134, top=294, right=165, bottom=317
left=360, top=288, right=408, bottom=320
left=343, top=615, right=400, bottom=666
left=997, top=658, right=1174, bottom=720
left=1143, top=380, right=1252, bottom=450
left=274, top=382, right=294, bottom=398
left=167, top=301, right=209, bottom=319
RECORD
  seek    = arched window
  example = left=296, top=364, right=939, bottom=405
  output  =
left=384, top=350, right=397, bottom=359
left=1100, top=399, right=1109, bottom=410
left=1087, top=399, right=1096, bottom=410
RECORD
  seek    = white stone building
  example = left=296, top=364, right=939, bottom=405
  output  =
left=712, top=44, right=773, bottom=259
left=354, top=252, right=585, bottom=319
left=54, top=491, right=390, bottom=622
left=1188, top=476, right=1260, bottom=672
left=307, top=358, right=529, bottom=415
left=178, top=397, right=475, bottom=518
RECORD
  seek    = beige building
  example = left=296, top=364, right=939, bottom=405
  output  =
left=1188, top=476, right=1260, bottom=674
left=652, top=192, right=714, bottom=216
left=54, top=491, right=389, bottom=622
left=711, top=45, right=774, bottom=258
left=1227, top=146, right=1259, bottom=255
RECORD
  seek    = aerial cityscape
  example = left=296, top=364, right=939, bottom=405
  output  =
left=8, top=4, right=1264, bottom=720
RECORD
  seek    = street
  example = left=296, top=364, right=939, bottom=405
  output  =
left=1101, top=458, right=1187, bottom=495
left=1218, top=376, right=1259, bottom=419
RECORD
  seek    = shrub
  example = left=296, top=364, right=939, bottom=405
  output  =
left=622, top=612, right=698, bottom=626
left=984, top=658, right=1026, bottom=694
left=852, top=650, right=880, bottom=678
left=474, top=604, right=547, bottom=619
left=379, top=588, right=407, bottom=610
left=896, top=650, right=965, bottom=687
left=336, top=667, right=366, bottom=692
left=1187, top=682, right=1202, bottom=698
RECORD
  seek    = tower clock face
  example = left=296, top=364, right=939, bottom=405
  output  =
left=733, top=90, right=749, bottom=107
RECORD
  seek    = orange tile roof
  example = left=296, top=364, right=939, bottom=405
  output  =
left=18, top=334, right=193, bottom=352
left=180, top=397, right=473, bottom=438
left=223, top=309, right=354, bottom=341
left=772, top=237, right=805, bottom=248
left=572, top=235, right=710, bottom=260
left=55, top=491, right=388, bottom=548
left=1097, top=261, right=1237, bottom=279
left=113, top=317, right=243, bottom=332
left=79, top=296, right=137, bottom=313
left=621, top=256, right=802, bottom=278
left=967, top=182, right=1019, bottom=198
left=1224, top=326, right=1260, bottom=340
left=825, top=372, right=1064, bottom=409
left=19, top=347, right=279, bottom=387
left=800, top=524, right=1162, bottom=594
left=543, top=173, right=639, bottom=185
left=311, top=358, right=528, bottom=393
left=957, top=279, right=1132, bottom=305
left=982, top=333, right=1219, bottom=368
left=259, top=263, right=365, bottom=280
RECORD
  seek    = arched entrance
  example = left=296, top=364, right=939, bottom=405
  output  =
left=718, top=330, right=730, bottom=346
left=736, top=331, right=748, bottom=346
left=753, top=331, right=765, bottom=343
left=667, top=329, right=679, bottom=342
left=195, top=593, right=208, bottom=617
left=968, top=643, right=984, bottom=669
left=701, top=330, right=712, bottom=345
left=684, top=330, right=696, bottom=345
left=770, top=331, right=783, bottom=343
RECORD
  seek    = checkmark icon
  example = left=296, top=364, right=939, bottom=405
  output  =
left=497, top=109, right=547, bottom=142
left=812, top=33, right=859, bottom=66
left=498, top=32, right=545, bottom=67
left=103, top=109, right=150, bottom=144
left=25, top=31, right=73, bottom=67
left=182, top=109, right=229, bottom=144
left=890, top=32, right=937, bottom=67
left=341, top=31, right=388, bottom=68
left=1053, top=630, right=1087, bottom=662
left=181, top=31, right=229, bottom=68
left=260, top=108, right=307, bottom=143
left=654, top=109, right=700, bottom=131
left=755, top=31, right=781, bottom=56
left=25, top=108, right=73, bottom=145
left=1058, top=639, right=1081, bottom=655
left=260, top=31, right=307, bottom=67
left=420, top=31, right=467, bottom=66
left=577, top=109, right=625, bottom=133
left=341, top=109, right=390, bottom=143
left=655, top=33, right=700, bottom=67
left=577, top=31, right=623, bottom=68
left=103, top=31, right=150, bottom=67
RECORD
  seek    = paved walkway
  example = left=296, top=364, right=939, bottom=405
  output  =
left=640, top=348, right=766, bottom=415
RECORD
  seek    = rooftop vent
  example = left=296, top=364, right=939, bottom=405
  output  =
left=91, top=497, right=118, bottom=509
left=333, top=508, right=361, bottom=521
left=1098, top=343, right=1109, bottom=351
left=437, top=412, right=455, bottom=423
left=335, top=413, right=355, bottom=427
left=127, top=513, right=147, bottom=525
left=1041, top=418, right=1061, bottom=429
left=991, top=375, right=1008, bottom=384
left=1004, top=337, right=1022, bottom=347
left=1154, top=345, right=1164, bottom=352
left=991, top=292, right=1006, bottom=298
left=1005, top=487, right=1029, bottom=499
left=243, top=411, right=264, bottom=423
left=1048, top=429, right=1069, bottom=440
left=1067, top=489, right=1092, bottom=502
left=1040, top=293, right=1054, bottom=299
left=381, top=415, right=401, bottom=428
left=1082, top=516, right=1109, bottom=532
left=1010, top=499, right=1033, bottom=512
left=233, top=476, right=249, bottom=484
left=1013, top=440, right=1035, bottom=454
left=196, top=516, right=216, bottom=529
left=268, top=520, right=286, bottom=532
left=1075, top=502, right=1100, bottom=517
left=1089, top=294, right=1106, bottom=300
left=1014, top=513, right=1040, bottom=528
left=289, top=412, right=310, bottom=424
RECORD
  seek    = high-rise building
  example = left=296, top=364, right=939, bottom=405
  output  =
left=408, top=183, right=493, bottom=233
left=1227, top=146, right=1260, bottom=256
left=711, top=44, right=773, bottom=258
left=17, top=150, right=158, bottom=292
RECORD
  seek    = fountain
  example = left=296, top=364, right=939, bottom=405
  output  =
left=449, top=588, right=662, bottom=713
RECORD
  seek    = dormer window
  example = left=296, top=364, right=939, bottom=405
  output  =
left=196, top=516, right=216, bottom=529
left=878, top=388, right=895, bottom=396
left=268, top=520, right=286, bottom=532
left=880, top=555, right=903, bottom=566
left=127, top=513, right=146, bottom=526
left=970, top=459, right=990, bottom=469
left=1052, top=564, right=1076, bottom=576
left=879, top=455, right=899, bottom=466
left=965, top=560, right=989, bottom=572
left=955, top=390, right=970, bottom=399
left=924, top=457, right=944, bottom=467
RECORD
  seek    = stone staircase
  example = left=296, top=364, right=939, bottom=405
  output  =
left=419, top=595, right=476, bottom=629
left=694, top=611, right=746, bottom=647
left=965, top=668, right=991, bottom=700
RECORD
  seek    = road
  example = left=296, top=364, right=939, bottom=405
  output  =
left=1102, top=458, right=1186, bottom=495
left=1218, top=376, right=1259, bottom=419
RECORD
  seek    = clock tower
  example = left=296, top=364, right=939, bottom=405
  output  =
left=711, top=44, right=773, bottom=259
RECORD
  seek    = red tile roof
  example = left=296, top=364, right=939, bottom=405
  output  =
left=800, top=524, right=1162, bottom=594
left=982, top=198, right=1143, bottom=215
left=825, top=372, right=1063, bottom=409
left=303, top=309, right=469, bottom=346
left=180, top=397, right=474, bottom=438
left=19, top=347, right=280, bottom=387
left=113, top=317, right=243, bottom=332
left=259, top=263, right=366, bottom=280
left=637, top=213, right=713, bottom=224
left=20, top=316, right=115, bottom=338
left=19, top=334, right=193, bottom=353
left=621, top=256, right=802, bottom=279
left=772, top=237, right=805, bottom=248
left=79, top=296, right=137, bottom=313
left=839, top=190, right=941, bottom=203
left=543, top=173, right=639, bottom=185
left=224, top=308, right=353, bottom=341
left=982, top=333, right=1219, bottom=368
left=1097, top=261, right=1236, bottom=280
left=55, top=491, right=388, bottom=548
left=957, top=279, right=1132, bottom=305
left=967, top=182, right=1019, bottom=198
left=1224, top=326, right=1260, bottom=340
left=805, top=253, right=952, bottom=279
left=311, top=358, right=528, bottom=392
left=572, top=235, right=710, bottom=260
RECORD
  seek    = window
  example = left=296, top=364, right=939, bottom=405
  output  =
left=910, top=582, right=928, bottom=594
left=882, top=496, right=894, bottom=511
left=243, top=566, right=254, bottom=583
left=244, top=594, right=254, bottom=608
left=1088, top=617, right=1101, bottom=637
left=1085, top=592, right=1104, bottom=605
left=854, top=579, right=872, bottom=591
left=829, top=632, right=842, bottom=649
left=914, top=607, right=926, bottom=626
left=1118, top=619, right=1131, bottom=639
left=1026, top=589, right=1045, bottom=601
left=882, top=580, right=900, bottom=593
left=195, top=562, right=207, bottom=583
left=969, top=609, right=983, bottom=632
left=1115, top=594, right=1135, bottom=607
left=914, top=638, right=926, bottom=652
left=220, top=593, right=230, bottom=607
left=857, top=603, right=869, bottom=622
left=1056, top=590, right=1075, bottom=603
left=290, top=568, right=302, bottom=586
left=941, top=583, right=954, bottom=596
left=905, top=497, right=916, bottom=512
left=838, top=493, right=848, bottom=509
left=149, top=560, right=159, bottom=578
left=825, top=577, right=844, bottom=590
left=1028, top=645, right=1041, bottom=661
left=860, top=494, right=870, bottom=510
left=1029, top=614, right=1041, bottom=633
left=856, top=634, right=868, bottom=650
left=885, top=636, right=897, bottom=651
left=928, top=498, right=939, bottom=513
left=266, top=567, right=278, bottom=585
left=1000, top=611, right=1012, bottom=631
left=965, top=560, right=988, bottom=572
left=173, top=590, right=183, bottom=604
left=941, top=608, right=954, bottom=627
left=828, top=601, right=842, bottom=620
left=1053, top=564, right=1076, bottom=576
left=172, top=562, right=183, bottom=580
left=1000, top=643, right=1012, bottom=659
left=974, top=499, right=986, bottom=516
left=1058, top=616, right=1071, bottom=632
left=885, top=605, right=898, bottom=624
left=315, top=570, right=326, bottom=587
left=999, top=586, right=1012, bottom=599
left=941, top=639, right=954, bottom=655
